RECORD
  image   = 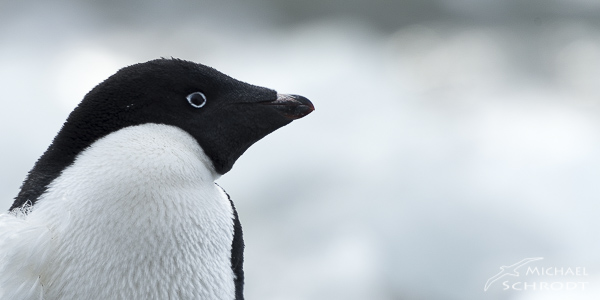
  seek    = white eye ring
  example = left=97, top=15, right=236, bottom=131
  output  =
left=186, top=92, right=207, bottom=108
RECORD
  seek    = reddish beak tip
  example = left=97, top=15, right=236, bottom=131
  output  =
left=265, top=94, right=314, bottom=120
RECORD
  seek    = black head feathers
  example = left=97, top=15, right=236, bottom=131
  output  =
left=11, top=58, right=313, bottom=211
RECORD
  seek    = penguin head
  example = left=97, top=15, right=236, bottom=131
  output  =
left=11, top=58, right=313, bottom=210
left=58, top=58, right=314, bottom=175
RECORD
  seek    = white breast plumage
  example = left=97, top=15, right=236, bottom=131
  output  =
left=0, top=124, right=235, bottom=300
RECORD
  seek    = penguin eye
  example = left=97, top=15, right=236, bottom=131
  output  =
left=186, top=92, right=207, bottom=108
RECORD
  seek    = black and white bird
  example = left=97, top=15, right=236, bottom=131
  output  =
left=0, top=58, right=314, bottom=300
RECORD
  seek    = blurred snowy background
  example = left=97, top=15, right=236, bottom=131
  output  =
left=1, top=0, right=599, bottom=299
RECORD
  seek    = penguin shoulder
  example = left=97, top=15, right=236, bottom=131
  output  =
left=0, top=210, right=53, bottom=299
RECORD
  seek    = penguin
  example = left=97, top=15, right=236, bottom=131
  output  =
left=0, top=58, right=314, bottom=300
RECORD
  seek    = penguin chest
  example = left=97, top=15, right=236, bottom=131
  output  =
left=41, top=188, right=235, bottom=300
left=31, top=124, right=237, bottom=299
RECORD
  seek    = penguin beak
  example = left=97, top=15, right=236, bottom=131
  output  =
left=261, top=94, right=315, bottom=120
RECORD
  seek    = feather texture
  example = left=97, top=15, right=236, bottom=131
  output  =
left=1, top=124, right=236, bottom=299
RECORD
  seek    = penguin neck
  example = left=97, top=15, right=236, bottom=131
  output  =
left=38, top=123, right=222, bottom=212
left=29, top=123, right=236, bottom=299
